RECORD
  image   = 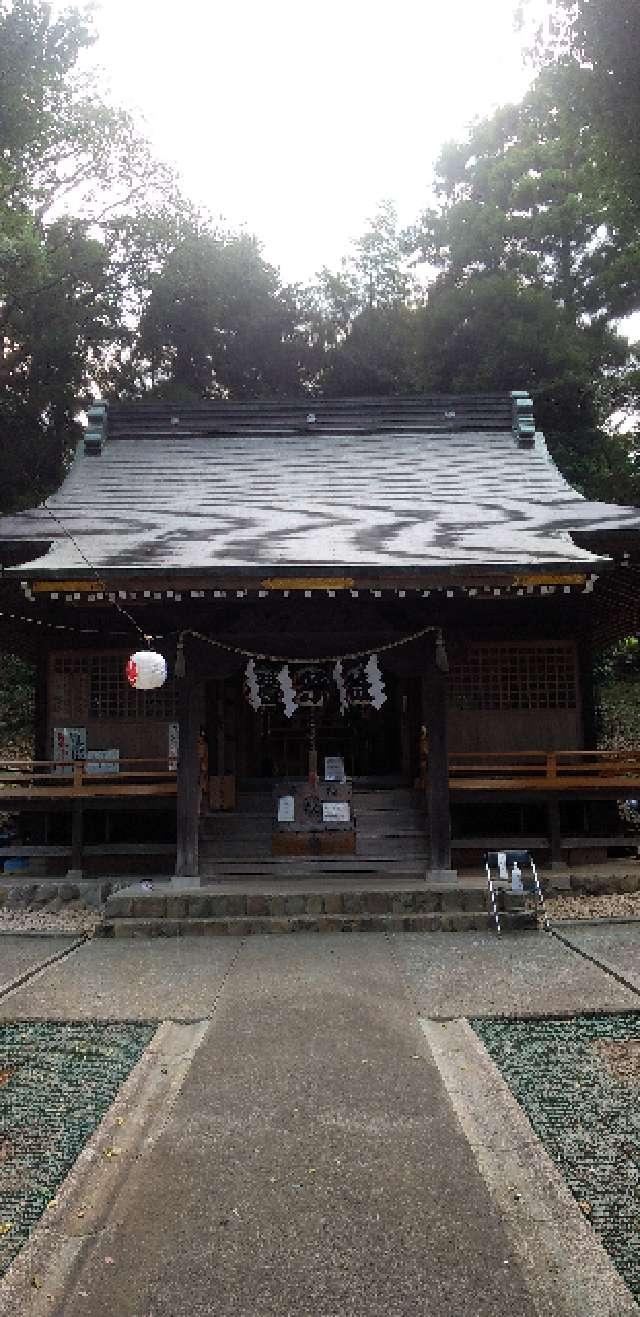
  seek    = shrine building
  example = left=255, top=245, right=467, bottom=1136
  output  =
left=2, top=391, right=640, bottom=885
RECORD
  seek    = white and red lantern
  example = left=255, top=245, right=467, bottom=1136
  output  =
left=126, top=650, right=167, bottom=690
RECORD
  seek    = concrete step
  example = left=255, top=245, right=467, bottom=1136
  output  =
left=103, top=909, right=535, bottom=938
left=105, top=912, right=472, bottom=937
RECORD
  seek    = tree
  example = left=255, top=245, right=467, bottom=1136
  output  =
left=0, top=1, right=189, bottom=510
left=530, top=1, right=640, bottom=195
left=416, top=63, right=613, bottom=321
left=321, top=305, right=420, bottom=397
left=412, top=271, right=638, bottom=502
left=130, top=231, right=306, bottom=400
left=523, top=0, right=640, bottom=315
left=305, top=201, right=420, bottom=393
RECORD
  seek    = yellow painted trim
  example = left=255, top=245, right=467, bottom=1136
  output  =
left=261, top=576, right=355, bottom=590
left=33, top=580, right=104, bottom=593
left=513, top=573, right=587, bottom=587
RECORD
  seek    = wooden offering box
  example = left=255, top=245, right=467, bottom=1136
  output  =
left=272, top=780, right=355, bottom=856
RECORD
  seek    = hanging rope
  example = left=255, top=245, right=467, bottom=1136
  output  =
left=175, top=623, right=444, bottom=667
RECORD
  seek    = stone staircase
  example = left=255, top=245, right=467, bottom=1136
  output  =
left=102, top=880, right=534, bottom=937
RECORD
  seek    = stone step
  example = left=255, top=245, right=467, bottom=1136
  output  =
left=106, top=885, right=495, bottom=916
left=103, top=910, right=535, bottom=938
left=105, top=885, right=530, bottom=920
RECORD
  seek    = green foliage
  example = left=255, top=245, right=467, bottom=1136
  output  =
left=0, top=0, right=190, bottom=511
left=597, top=681, right=640, bottom=752
left=416, top=60, right=631, bottom=321
left=526, top=0, right=640, bottom=315
left=321, top=305, right=419, bottom=397
left=0, top=655, right=34, bottom=755
left=130, top=231, right=305, bottom=400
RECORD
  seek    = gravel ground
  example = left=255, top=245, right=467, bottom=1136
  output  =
left=0, top=905, right=101, bottom=935
left=472, top=1012, right=640, bottom=1304
left=0, top=1021, right=155, bottom=1276
left=545, top=890, right=640, bottom=921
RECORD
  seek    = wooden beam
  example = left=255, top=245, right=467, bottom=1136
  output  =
left=176, top=679, right=204, bottom=878
left=426, top=646, right=455, bottom=880
left=69, top=798, right=83, bottom=875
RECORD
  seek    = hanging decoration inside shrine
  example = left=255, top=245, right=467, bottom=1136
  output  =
left=291, top=664, right=333, bottom=708
left=333, top=656, right=386, bottom=712
left=244, top=660, right=283, bottom=710
left=125, top=649, right=167, bottom=690
left=244, top=655, right=386, bottom=717
left=278, top=665, right=298, bottom=718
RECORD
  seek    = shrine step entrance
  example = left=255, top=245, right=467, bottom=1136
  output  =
left=198, top=781, right=428, bottom=870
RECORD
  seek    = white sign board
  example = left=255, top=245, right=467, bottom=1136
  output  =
left=322, top=801, right=350, bottom=823
left=53, top=726, right=87, bottom=774
left=86, top=749, right=119, bottom=776
left=277, top=795, right=295, bottom=823
left=324, top=756, right=345, bottom=782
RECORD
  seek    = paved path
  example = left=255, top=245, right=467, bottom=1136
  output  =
left=0, top=929, right=637, bottom=1316
left=0, top=934, right=79, bottom=996
left=1, top=928, right=637, bottom=1022
left=0, top=937, right=239, bottom=1020
left=554, top=924, right=640, bottom=995
left=393, top=929, right=638, bottom=1017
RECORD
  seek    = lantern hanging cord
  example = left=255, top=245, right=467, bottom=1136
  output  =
left=33, top=500, right=150, bottom=645
left=0, top=608, right=104, bottom=635
left=16, top=460, right=151, bottom=643
left=175, top=623, right=445, bottom=665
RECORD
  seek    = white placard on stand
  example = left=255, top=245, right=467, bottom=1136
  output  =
left=322, top=801, right=350, bottom=823
left=324, top=756, right=345, bottom=782
left=277, top=795, right=295, bottom=822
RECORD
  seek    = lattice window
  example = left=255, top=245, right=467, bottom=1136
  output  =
left=51, top=654, right=90, bottom=722
left=450, top=644, right=576, bottom=711
left=88, top=654, right=177, bottom=720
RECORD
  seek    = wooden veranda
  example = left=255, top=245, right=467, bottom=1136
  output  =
left=2, top=750, right=639, bottom=876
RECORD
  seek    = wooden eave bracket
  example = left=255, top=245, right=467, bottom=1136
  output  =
left=510, top=390, right=535, bottom=447
left=84, top=401, right=107, bottom=456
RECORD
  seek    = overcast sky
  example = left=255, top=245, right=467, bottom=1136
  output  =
left=85, top=0, right=541, bottom=284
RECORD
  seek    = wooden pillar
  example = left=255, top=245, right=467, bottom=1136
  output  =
left=70, top=799, right=84, bottom=874
left=578, top=642, right=598, bottom=750
left=547, top=797, right=564, bottom=868
left=426, top=641, right=456, bottom=882
left=175, top=679, right=204, bottom=879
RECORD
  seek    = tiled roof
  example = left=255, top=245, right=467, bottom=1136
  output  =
left=1, top=394, right=639, bottom=575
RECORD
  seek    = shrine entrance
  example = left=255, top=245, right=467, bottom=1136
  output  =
left=204, top=668, right=408, bottom=784
left=250, top=676, right=403, bottom=780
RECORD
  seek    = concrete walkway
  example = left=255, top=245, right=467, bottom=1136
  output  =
left=0, top=929, right=638, bottom=1316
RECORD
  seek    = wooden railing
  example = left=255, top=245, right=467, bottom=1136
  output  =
left=0, top=758, right=177, bottom=799
left=447, top=750, right=640, bottom=792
